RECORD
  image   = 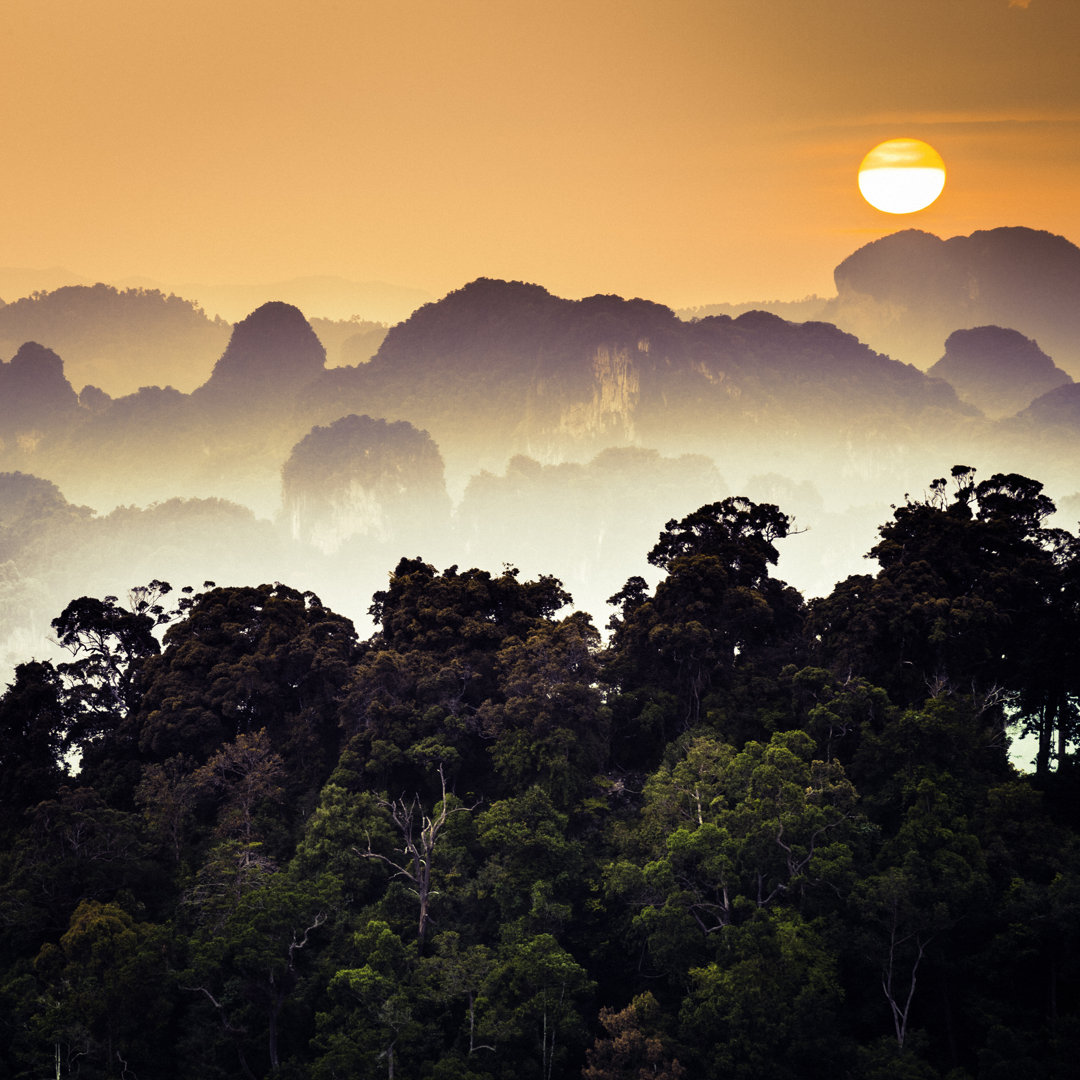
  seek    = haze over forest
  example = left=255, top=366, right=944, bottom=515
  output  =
left=2, top=225, right=1079, bottom=675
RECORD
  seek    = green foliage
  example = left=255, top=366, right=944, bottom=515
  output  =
left=852, top=775, right=990, bottom=1052
left=477, top=933, right=594, bottom=1080
left=605, top=498, right=806, bottom=758
left=783, top=664, right=893, bottom=767
left=0, top=785, right=160, bottom=960
left=191, top=728, right=286, bottom=844
left=342, top=558, right=580, bottom=797
left=678, top=910, right=845, bottom=1080
left=2, top=474, right=1080, bottom=1078
left=135, top=583, right=356, bottom=812
left=32, top=899, right=171, bottom=1079
left=51, top=588, right=165, bottom=770
left=312, top=919, right=431, bottom=1079
left=290, top=782, right=392, bottom=899
left=369, top=557, right=571, bottom=656
left=609, top=730, right=862, bottom=983
left=810, top=467, right=1078, bottom=778
left=0, top=661, right=68, bottom=837
left=179, top=856, right=331, bottom=1076
left=479, top=612, right=608, bottom=806
left=475, top=788, right=587, bottom=939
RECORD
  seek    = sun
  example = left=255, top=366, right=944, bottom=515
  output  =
left=858, top=138, right=946, bottom=214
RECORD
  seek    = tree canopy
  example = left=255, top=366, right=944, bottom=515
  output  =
left=1, top=468, right=1078, bottom=1079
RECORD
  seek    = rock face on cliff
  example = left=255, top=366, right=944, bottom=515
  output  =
left=282, top=414, right=451, bottom=553
left=821, top=227, right=1080, bottom=375
left=928, top=326, right=1072, bottom=418
left=297, top=278, right=973, bottom=489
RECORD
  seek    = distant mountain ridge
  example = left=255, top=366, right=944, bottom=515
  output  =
left=0, top=285, right=231, bottom=394
left=820, top=226, right=1080, bottom=376
left=0, top=267, right=431, bottom=325
left=0, top=284, right=987, bottom=515
left=300, top=278, right=975, bottom=487
left=195, top=301, right=327, bottom=401
left=0, top=284, right=388, bottom=395
left=928, top=326, right=1072, bottom=419
left=1, top=274, right=1078, bottom=637
left=165, top=275, right=432, bottom=325
left=3, top=234, right=1079, bottom=522
left=0, top=266, right=93, bottom=299
left=678, top=227, right=1080, bottom=385
left=676, top=296, right=828, bottom=322
left=7, top=224, right=1076, bottom=396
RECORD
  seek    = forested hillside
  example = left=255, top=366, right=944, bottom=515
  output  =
left=0, top=285, right=389, bottom=397
left=1, top=466, right=1077, bottom=1079
left=0, top=286, right=231, bottom=395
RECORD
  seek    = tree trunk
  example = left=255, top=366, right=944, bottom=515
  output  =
left=1037, top=701, right=1053, bottom=778
left=268, top=1004, right=280, bottom=1072
left=1057, top=699, right=1068, bottom=772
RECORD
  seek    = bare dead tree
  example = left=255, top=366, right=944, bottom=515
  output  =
left=355, top=764, right=480, bottom=950
left=882, top=921, right=930, bottom=1050
left=268, top=911, right=327, bottom=1070
left=181, top=985, right=256, bottom=1080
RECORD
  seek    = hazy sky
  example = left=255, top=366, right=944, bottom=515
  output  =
left=3, top=0, right=1078, bottom=308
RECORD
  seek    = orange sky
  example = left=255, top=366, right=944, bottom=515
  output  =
left=2, top=0, right=1079, bottom=312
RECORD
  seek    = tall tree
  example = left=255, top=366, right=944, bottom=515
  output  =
left=50, top=585, right=177, bottom=799
left=31, top=899, right=170, bottom=1079
left=0, top=661, right=67, bottom=838
left=852, top=775, right=988, bottom=1054
left=477, top=933, right=593, bottom=1080
left=607, top=730, right=861, bottom=984
left=179, top=856, right=329, bottom=1078
left=340, top=558, right=573, bottom=795
left=583, top=990, right=686, bottom=1080
left=605, top=498, right=805, bottom=762
left=677, top=908, right=845, bottom=1080
left=478, top=611, right=607, bottom=807
left=811, top=467, right=1077, bottom=776
left=134, top=584, right=357, bottom=809
left=312, top=919, right=431, bottom=1080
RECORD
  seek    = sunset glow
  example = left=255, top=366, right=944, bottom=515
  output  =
left=1, top=1, right=1078, bottom=313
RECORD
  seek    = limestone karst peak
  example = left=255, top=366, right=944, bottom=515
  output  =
left=198, top=301, right=326, bottom=395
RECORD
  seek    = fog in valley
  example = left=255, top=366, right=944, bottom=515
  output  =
left=2, top=226, right=1078, bottom=696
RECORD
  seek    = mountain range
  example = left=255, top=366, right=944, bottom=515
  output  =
left=0, top=269, right=431, bottom=329
left=0, top=285, right=389, bottom=395
left=1, top=224, right=1078, bottom=673
left=679, top=226, right=1080, bottom=383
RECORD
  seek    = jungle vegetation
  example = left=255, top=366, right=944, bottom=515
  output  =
left=0, top=466, right=1078, bottom=1079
